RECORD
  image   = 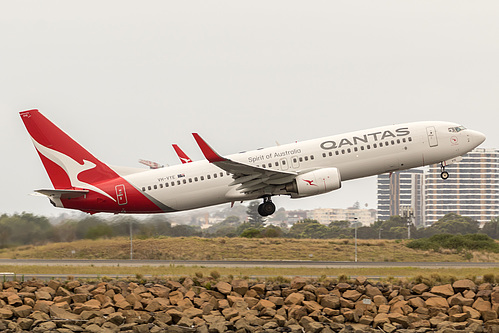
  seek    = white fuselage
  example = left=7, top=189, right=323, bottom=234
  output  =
left=124, top=121, right=484, bottom=212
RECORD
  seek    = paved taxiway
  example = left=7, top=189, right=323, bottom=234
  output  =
left=0, top=259, right=497, bottom=268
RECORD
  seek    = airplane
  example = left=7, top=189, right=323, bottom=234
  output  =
left=172, top=144, right=193, bottom=164
left=20, top=109, right=486, bottom=216
left=138, top=159, right=164, bottom=169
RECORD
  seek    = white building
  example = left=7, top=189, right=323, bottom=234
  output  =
left=376, top=148, right=499, bottom=227
left=310, top=208, right=377, bottom=226
left=425, top=148, right=499, bottom=226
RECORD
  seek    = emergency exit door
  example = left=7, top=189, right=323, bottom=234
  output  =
left=426, top=126, right=438, bottom=147
left=115, top=185, right=128, bottom=205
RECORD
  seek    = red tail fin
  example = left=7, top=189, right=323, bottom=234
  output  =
left=20, top=110, right=118, bottom=190
left=172, top=144, right=193, bottom=164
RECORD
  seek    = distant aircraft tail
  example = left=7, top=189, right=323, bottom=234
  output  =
left=19, top=109, right=119, bottom=190
left=172, top=144, right=193, bottom=164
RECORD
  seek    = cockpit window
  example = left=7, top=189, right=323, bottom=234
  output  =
left=448, top=126, right=466, bottom=133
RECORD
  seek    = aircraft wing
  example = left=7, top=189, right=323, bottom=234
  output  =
left=193, top=133, right=296, bottom=193
left=35, top=189, right=89, bottom=199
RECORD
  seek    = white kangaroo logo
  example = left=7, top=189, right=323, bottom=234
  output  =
left=31, top=138, right=116, bottom=202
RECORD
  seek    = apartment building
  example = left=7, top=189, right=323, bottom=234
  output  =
left=377, top=148, right=499, bottom=227
left=425, top=148, right=499, bottom=226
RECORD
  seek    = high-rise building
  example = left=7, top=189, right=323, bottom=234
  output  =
left=377, top=169, right=425, bottom=227
left=377, top=148, right=499, bottom=227
left=425, top=148, right=499, bottom=226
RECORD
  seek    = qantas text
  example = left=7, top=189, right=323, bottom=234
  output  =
left=320, top=128, right=410, bottom=150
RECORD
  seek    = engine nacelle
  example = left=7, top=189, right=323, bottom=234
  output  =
left=285, top=168, right=341, bottom=198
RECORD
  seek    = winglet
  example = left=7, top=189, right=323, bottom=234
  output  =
left=172, top=144, right=193, bottom=164
left=192, top=133, right=227, bottom=163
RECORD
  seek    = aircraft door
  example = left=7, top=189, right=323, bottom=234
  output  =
left=426, top=126, right=438, bottom=147
left=280, top=158, right=289, bottom=171
left=115, top=185, right=128, bottom=205
left=291, top=156, right=300, bottom=169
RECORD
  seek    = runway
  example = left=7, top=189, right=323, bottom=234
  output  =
left=1, top=259, right=497, bottom=269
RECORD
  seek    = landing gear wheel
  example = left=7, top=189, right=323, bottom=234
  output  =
left=440, top=163, right=449, bottom=180
left=258, top=197, right=276, bottom=216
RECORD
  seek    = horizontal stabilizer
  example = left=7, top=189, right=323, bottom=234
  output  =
left=35, top=189, right=89, bottom=199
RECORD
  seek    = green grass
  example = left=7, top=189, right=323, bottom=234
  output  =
left=1, top=237, right=498, bottom=263
left=0, top=264, right=497, bottom=283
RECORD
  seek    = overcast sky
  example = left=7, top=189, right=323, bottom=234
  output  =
left=1, top=1, right=498, bottom=218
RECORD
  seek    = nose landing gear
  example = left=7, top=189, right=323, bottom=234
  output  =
left=440, top=163, right=449, bottom=180
left=258, top=196, right=276, bottom=216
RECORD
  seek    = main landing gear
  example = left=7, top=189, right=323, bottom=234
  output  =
left=440, top=163, right=449, bottom=180
left=258, top=196, right=276, bottom=217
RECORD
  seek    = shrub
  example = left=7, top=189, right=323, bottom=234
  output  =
left=407, top=234, right=499, bottom=253
left=483, top=273, right=495, bottom=284
left=338, top=274, right=348, bottom=282
left=210, top=270, right=221, bottom=279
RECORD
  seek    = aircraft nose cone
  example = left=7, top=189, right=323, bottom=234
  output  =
left=471, top=130, right=486, bottom=146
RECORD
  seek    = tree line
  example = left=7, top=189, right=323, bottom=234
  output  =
left=1, top=202, right=498, bottom=248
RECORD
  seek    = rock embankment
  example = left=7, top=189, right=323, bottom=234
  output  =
left=0, top=276, right=498, bottom=332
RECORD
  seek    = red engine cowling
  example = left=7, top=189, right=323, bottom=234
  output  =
left=285, top=168, right=341, bottom=198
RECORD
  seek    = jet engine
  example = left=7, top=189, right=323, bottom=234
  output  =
left=285, top=168, right=341, bottom=198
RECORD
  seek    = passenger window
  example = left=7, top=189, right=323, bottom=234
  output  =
left=194, top=177, right=198, bottom=182
left=220, top=172, right=224, bottom=177
left=148, top=186, right=151, bottom=191
left=360, top=146, right=364, bottom=151
left=213, top=173, right=217, bottom=178
left=322, top=153, right=326, bottom=158
left=304, top=156, right=308, bottom=161
left=408, top=137, right=412, bottom=142
left=142, top=187, right=146, bottom=192
left=310, top=155, right=314, bottom=160
left=207, top=175, right=211, bottom=180
left=397, top=139, right=400, bottom=144
left=177, top=180, right=181, bottom=185
left=159, top=184, right=163, bottom=188
left=299, top=157, right=303, bottom=162
left=268, top=163, right=272, bottom=168
left=354, top=147, right=358, bottom=152
left=335, top=151, right=339, bottom=155
left=341, top=149, right=345, bottom=154
left=275, top=162, right=279, bottom=167
left=200, top=176, right=204, bottom=181
left=373, top=144, right=377, bottom=148
left=165, top=183, right=169, bottom=187
left=379, top=142, right=383, bottom=147
left=402, top=138, right=406, bottom=143
left=282, top=160, right=286, bottom=165
left=367, top=145, right=371, bottom=149
left=293, top=158, right=297, bottom=163
left=183, top=179, right=187, bottom=184
left=171, top=182, right=175, bottom=186
left=262, top=164, right=266, bottom=168
left=347, top=148, right=351, bottom=153
left=189, top=178, right=193, bottom=183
